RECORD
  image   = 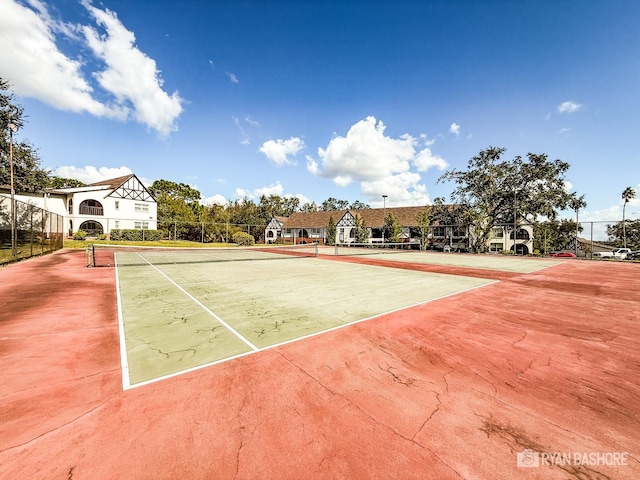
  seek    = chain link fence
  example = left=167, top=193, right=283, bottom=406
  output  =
left=535, top=220, right=638, bottom=257
left=156, top=221, right=267, bottom=243
left=0, top=195, right=64, bottom=264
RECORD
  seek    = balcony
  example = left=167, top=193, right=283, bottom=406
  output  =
left=79, top=205, right=104, bottom=216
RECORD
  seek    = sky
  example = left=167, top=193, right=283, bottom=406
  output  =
left=1, top=0, right=639, bottom=235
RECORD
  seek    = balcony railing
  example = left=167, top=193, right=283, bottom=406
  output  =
left=79, top=206, right=104, bottom=216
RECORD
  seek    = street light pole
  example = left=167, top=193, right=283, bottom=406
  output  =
left=8, top=122, right=18, bottom=258
left=513, top=189, right=517, bottom=256
left=382, top=194, right=388, bottom=243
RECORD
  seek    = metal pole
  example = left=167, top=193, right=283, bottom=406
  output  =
left=8, top=123, right=18, bottom=258
left=382, top=194, right=387, bottom=243
left=575, top=208, right=579, bottom=256
left=513, top=189, right=517, bottom=255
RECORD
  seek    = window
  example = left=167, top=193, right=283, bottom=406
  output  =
left=489, top=242, right=503, bottom=252
left=492, top=228, right=504, bottom=238
left=114, top=221, right=120, bottom=229
left=115, top=201, right=120, bottom=210
left=432, top=226, right=446, bottom=237
left=135, top=221, right=149, bottom=230
left=135, top=203, right=149, bottom=213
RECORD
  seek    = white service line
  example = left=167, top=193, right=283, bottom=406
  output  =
left=135, top=252, right=259, bottom=351
left=122, top=276, right=498, bottom=390
left=114, top=257, right=131, bottom=390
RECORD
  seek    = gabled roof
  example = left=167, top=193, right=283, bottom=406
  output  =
left=348, top=206, right=430, bottom=227
left=87, top=174, right=136, bottom=189
left=278, top=206, right=432, bottom=229
left=283, top=210, right=348, bottom=228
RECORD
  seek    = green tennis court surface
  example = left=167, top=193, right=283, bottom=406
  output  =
left=327, top=245, right=562, bottom=273
left=115, top=250, right=493, bottom=387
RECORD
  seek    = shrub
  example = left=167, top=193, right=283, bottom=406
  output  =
left=74, top=230, right=87, bottom=240
left=109, top=229, right=122, bottom=241
left=142, top=230, right=162, bottom=241
left=232, top=231, right=255, bottom=246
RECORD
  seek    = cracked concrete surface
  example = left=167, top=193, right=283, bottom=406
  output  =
left=1, top=250, right=639, bottom=479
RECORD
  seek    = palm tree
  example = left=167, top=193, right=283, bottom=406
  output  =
left=568, top=195, right=587, bottom=255
left=622, top=187, right=636, bottom=248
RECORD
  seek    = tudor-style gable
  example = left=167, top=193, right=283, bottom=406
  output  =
left=90, top=174, right=154, bottom=202
left=336, top=211, right=356, bottom=227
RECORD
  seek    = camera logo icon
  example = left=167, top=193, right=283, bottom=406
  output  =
left=517, top=449, right=540, bottom=468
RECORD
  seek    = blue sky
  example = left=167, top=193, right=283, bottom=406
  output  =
left=1, top=0, right=639, bottom=229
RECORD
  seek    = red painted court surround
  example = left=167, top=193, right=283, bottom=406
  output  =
left=1, top=250, right=638, bottom=479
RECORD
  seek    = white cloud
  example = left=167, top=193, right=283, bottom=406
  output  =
left=308, top=116, right=447, bottom=202
left=201, top=194, right=228, bottom=206
left=82, top=2, right=183, bottom=136
left=259, top=137, right=305, bottom=166
left=557, top=101, right=582, bottom=113
left=361, top=172, right=431, bottom=206
left=311, top=117, right=415, bottom=185
left=449, top=123, right=460, bottom=136
left=413, top=147, right=448, bottom=172
left=235, top=182, right=284, bottom=199
left=233, top=116, right=250, bottom=145
left=53, top=165, right=133, bottom=184
left=244, top=116, right=260, bottom=127
left=233, top=182, right=310, bottom=205
left=0, top=0, right=183, bottom=136
left=226, top=72, right=239, bottom=83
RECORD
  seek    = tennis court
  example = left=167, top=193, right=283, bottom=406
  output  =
left=108, top=244, right=493, bottom=386
left=2, top=248, right=638, bottom=479
left=327, top=244, right=562, bottom=273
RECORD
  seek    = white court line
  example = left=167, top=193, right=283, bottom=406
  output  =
left=114, top=251, right=258, bottom=390
left=134, top=252, right=259, bottom=351
left=114, top=257, right=131, bottom=390
left=122, top=277, right=498, bottom=390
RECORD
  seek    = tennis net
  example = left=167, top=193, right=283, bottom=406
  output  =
left=333, top=242, right=420, bottom=256
left=87, top=243, right=318, bottom=267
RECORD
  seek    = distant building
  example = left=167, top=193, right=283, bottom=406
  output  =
left=0, top=174, right=156, bottom=238
left=265, top=206, right=534, bottom=253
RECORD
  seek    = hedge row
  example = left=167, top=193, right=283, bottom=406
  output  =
left=109, top=229, right=163, bottom=241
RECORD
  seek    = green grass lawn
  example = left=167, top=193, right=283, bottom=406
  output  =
left=63, top=239, right=244, bottom=249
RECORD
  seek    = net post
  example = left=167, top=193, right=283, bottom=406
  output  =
left=314, top=242, right=318, bottom=257
left=86, top=244, right=94, bottom=267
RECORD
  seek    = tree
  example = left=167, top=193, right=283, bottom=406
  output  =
left=300, top=201, right=318, bottom=212
left=622, top=187, right=636, bottom=248
left=383, top=213, right=402, bottom=243
left=326, top=215, right=336, bottom=245
left=354, top=213, right=369, bottom=243
left=415, top=209, right=430, bottom=250
left=149, top=179, right=202, bottom=239
left=607, top=219, right=640, bottom=250
left=350, top=200, right=371, bottom=210
left=568, top=194, right=587, bottom=255
left=48, top=177, right=86, bottom=189
left=321, top=197, right=349, bottom=211
left=1, top=77, right=50, bottom=193
left=257, top=195, right=300, bottom=220
left=149, top=179, right=201, bottom=203
left=533, top=219, right=582, bottom=254
left=438, top=147, right=575, bottom=253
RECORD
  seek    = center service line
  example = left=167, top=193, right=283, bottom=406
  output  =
left=135, top=253, right=259, bottom=351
